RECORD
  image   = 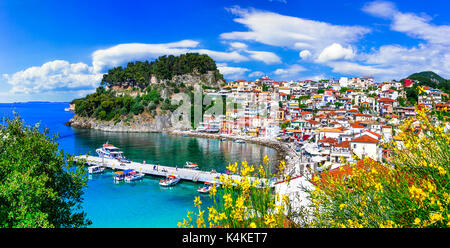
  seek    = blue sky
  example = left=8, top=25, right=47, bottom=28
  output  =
left=0, top=0, right=449, bottom=102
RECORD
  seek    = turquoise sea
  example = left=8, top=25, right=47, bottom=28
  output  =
left=0, top=102, right=277, bottom=227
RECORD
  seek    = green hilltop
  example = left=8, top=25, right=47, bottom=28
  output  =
left=70, top=53, right=225, bottom=123
left=403, top=71, right=450, bottom=94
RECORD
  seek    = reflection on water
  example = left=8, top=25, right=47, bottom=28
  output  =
left=72, top=128, right=277, bottom=172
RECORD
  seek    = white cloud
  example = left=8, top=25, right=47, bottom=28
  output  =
left=3, top=60, right=102, bottom=94
left=299, top=50, right=312, bottom=60
left=327, top=61, right=394, bottom=77
left=248, top=71, right=265, bottom=78
left=316, top=43, right=355, bottom=63
left=92, top=40, right=250, bottom=73
left=363, top=1, right=450, bottom=45
left=362, top=1, right=397, bottom=19
left=217, top=63, right=250, bottom=80
left=352, top=1, right=450, bottom=80
left=92, top=40, right=198, bottom=73
left=221, top=7, right=370, bottom=58
left=273, top=64, right=306, bottom=79
left=228, top=42, right=248, bottom=50
left=246, top=50, right=282, bottom=64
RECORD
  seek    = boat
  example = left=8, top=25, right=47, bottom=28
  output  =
left=233, top=139, right=245, bottom=143
left=88, top=165, right=105, bottom=174
left=124, top=170, right=145, bottom=182
left=96, top=142, right=131, bottom=163
left=159, top=174, right=181, bottom=186
left=197, top=182, right=213, bottom=193
left=113, top=169, right=134, bottom=181
left=185, top=161, right=199, bottom=170
left=221, top=138, right=227, bottom=141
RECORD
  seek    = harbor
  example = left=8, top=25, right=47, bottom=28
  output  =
left=74, top=154, right=272, bottom=187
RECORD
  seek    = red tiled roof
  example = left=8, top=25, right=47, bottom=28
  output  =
left=318, top=137, right=338, bottom=144
left=350, top=135, right=379, bottom=143
left=334, top=140, right=350, bottom=148
left=378, top=98, right=396, bottom=102
left=364, top=130, right=382, bottom=137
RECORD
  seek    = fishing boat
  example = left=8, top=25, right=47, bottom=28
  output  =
left=124, top=170, right=145, bottom=182
left=88, top=165, right=105, bottom=174
left=185, top=161, right=199, bottom=170
left=96, top=142, right=131, bottom=163
left=197, top=182, right=213, bottom=193
left=113, top=169, right=134, bottom=181
left=159, top=174, right=181, bottom=186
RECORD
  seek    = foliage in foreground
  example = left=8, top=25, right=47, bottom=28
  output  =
left=180, top=107, right=449, bottom=228
left=304, top=107, right=449, bottom=228
left=178, top=157, right=291, bottom=228
left=0, top=114, right=91, bottom=228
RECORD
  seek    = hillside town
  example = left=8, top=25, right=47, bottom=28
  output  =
left=193, top=75, right=449, bottom=174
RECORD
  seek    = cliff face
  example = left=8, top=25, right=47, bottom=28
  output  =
left=67, top=113, right=173, bottom=132
left=67, top=69, right=222, bottom=132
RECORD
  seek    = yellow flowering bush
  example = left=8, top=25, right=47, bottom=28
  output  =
left=304, top=107, right=449, bottom=228
left=178, top=156, right=291, bottom=228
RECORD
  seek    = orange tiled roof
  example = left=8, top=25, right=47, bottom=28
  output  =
left=350, top=135, right=379, bottom=143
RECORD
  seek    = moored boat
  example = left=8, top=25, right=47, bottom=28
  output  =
left=185, top=161, right=199, bottom=170
left=124, top=170, right=145, bottom=182
left=197, top=182, right=213, bottom=193
left=96, top=142, right=131, bottom=163
left=159, top=174, right=181, bottom=186
left=88, top=165, right=105, bottom=174
left=114, top=169, right=134, bottom=181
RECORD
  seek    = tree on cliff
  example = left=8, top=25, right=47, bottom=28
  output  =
left=0, top=114, right=91, bottom=227
left=100, top=53, right=224, bottom=87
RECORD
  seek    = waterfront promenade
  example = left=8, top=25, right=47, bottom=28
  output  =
left=74, top=155, right=272, bottom=187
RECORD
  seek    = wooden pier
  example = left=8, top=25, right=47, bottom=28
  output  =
left=74, top=155, right=271, bottom=186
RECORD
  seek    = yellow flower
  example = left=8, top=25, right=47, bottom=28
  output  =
left=375, top=183, right=383, bottom=193
left=417, top=86, right=424, bottom=94
left=223, top=193, right=233, bottom=209
left=409, top=185, right=428, bottom=202
left=209, top=184, right=217, bottom=197
left=339, top=204, right=348, bottom=210
left=437, top=166, right=446, bottom=175
left=194, top=196, right=202, bottom=207
left=264, top=214, right=276, bottom=227
left=413, top=218, right=421, bottom=226
left=263, top=155, right=269, bottom=164
left=249, top=222, right=256, bottom=228
left=429, top=212, right=443, bottom=224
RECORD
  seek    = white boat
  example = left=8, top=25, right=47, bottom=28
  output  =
left=88, top=165, right=105, bottom=174
left=221, top=138, right=227, bottom=141
left=233, top=139, right=245, bottom=143
left=185, top=161, right=199, bottom=170
left=96, top=142, right=131, bottom=163
left=159, top=174, right=181, bottom=186
left=124, top=171, right=145, bottom=182
left=113, top=169, right=134, bottom=181
left=197, top=182, right=213, bottom=193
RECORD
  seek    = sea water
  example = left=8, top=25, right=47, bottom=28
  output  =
left=0, top=102, right=277, bottom=227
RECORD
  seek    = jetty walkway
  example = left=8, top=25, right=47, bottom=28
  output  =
left=74, top=155, right=272, bottom=187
